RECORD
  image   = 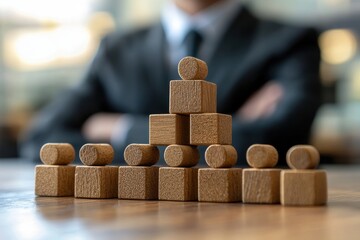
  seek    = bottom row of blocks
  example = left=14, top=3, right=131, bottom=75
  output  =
left=35, top=166, right=327, bottom=205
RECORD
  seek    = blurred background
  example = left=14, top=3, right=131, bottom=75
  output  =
left=0, top=0, right=360, bottom=163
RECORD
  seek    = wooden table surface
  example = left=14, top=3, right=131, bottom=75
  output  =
left=0, top=161, right=359, bottom=240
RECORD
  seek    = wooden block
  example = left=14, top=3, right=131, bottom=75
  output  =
left=35, top=165, right=75, bottom=197
left=286, top=145, right=320, bottom=169
left=242, top=169, right=281, bottom=204
left=79, top=143, right=114, bottom=166
left=190, top=113, right=232, bottom=145
left=281, top=170, right=327, bottom=206
left=198, top=168, right=242, bottom=203
left=119, top=166, right=159, bottom=200
left=124, top=144, right=159, bottom=166
left=159, top=167, right=198, bottom=201
left=246, top=144, right=278, bottom=168
left=178, top=56, right=208, bottom=80
left=205, top=144, right=237, bottom=168
left=169, top=80, right=216, bottom=114
left=164, top=145, right=199, bottom=167
left=40, top=143, right=75, bottom=165
left=75, top=166, right=118, bottom=198
left=149, top=114, right=189, bottom=145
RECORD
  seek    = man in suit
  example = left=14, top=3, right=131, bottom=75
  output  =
left=20, top=0, right=321, bottom=164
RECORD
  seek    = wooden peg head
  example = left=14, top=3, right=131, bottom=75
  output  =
left=40, top=143, right=75, bottom=165
left=79, top=143, right=114, bottom=166
left=124, top=144, right=159, bottom=166
left=178, top=56, right=208, bottom=80
left=205, top=144, right=237, bottom=168
left=286, top=145, right=320, bottom=169
left=246, top=144, right=278, bottom=168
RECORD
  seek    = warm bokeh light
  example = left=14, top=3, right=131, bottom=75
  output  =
left=4, top=26, right=94, bottom=70
left=319, top=29, right=357, bottom=65
left=0, top=0, right=93, bottom=23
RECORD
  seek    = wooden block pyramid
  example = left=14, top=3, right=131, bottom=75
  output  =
left=34, top=56, right=328, bottom=207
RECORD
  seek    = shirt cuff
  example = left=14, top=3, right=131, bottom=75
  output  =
left=110, top=115, right=133, bottom=147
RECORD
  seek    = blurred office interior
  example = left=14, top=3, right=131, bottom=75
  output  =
left=0, top=0, right=360, bottom=163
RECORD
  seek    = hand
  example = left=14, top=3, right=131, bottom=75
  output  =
left=237, top=81, right=284, bottom=121
left=82, top=113, right=122, bottom=141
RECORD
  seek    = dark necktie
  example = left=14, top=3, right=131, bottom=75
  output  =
left=183, top=29, right=203, bottom=58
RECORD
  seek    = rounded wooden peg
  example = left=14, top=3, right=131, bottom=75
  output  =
left=246, top=144, right=278, bottom=168
left=40, top=143, right=75, bottom=165
left=124, top=144, right=159, bottom=166
left=164, top=145, right=199, bottom=167
left=286, top=145, right=320, bottom=169
left=205, top=144, right=237, bottom=168
left=79, top=143, right=114, bottom=166
left=178, top=56, right=208, bottom=80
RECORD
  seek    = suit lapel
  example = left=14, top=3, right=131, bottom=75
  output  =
left=207, top=7, right=259, bottom=112
left=142, top=23, right=169, bottom=112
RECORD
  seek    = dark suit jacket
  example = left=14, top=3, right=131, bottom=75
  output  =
left=21, top=7, right=321, bottom=164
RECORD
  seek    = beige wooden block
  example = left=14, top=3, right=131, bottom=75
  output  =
left=119, top=166, right=159, bottom=200
left=178, top=56, right=208, bottom=80
left=281, top=170, right=327, bottom=206
left=169, top=80, right=216, bottom=114
left=198, top=168, right=242, bottom=203
left=286, top=145, right=320, bottom=169
left=159, top=167, right=198, bottom=201
left=149, top=114, right=189, bottom=145
left=75, top=166, right=118, bottom=198
left=246, top=144, right=278, bottom=168
left=205, top=144, right=237, bottom=168
left=40, top=143, right=75, bottom=165
left=164, top=145, right=199, bottom=167
left=190, top=113, right=232, bottom=145
left=79, top=143, right=114, bottom=166
left=35, top=165, right=75, bottom=197
left=242, top=169, right=281, bottom=204
left=124, top=144, right=159, bottom=166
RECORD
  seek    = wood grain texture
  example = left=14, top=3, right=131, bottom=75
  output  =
left=169, top=80, right=216, bottom=114
left=149, top=114, right=189, bottom=145
left=190, top=113, right=232, bottom=145
left=178, top=56, right=208, bottom=80
left=198, top=168, right=242, bottom=203
left=35, top=165, right=75, bottom=196
left=119, top=166, right=159, bottom=200
left=79, top=144, right=114, bottom=166
left=164, top=145, right=199, bottom=167
left=242, top=169, right=281, bottom=204
left=246, top=144, right=278, bottom=168
left=286, top=145, right=320, bottom=169
left=205, top=144, right=237, bottom=168
left=124, top=144, right=159, bottom=166
left=281, top=170, right=327, bottom=206
left=159, top=167, right=198, bottom=201
left=75, top=166, right=118, bottom=199
left=40, top=143, right=75, bottom=165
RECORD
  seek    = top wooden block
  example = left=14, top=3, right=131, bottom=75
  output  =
left=40, top=143, right=75, bottom=165
left=286, top=145, right=320, bottom=169
left=169, top=80, right=217, bottom=114
left=178, top=56, right=208, bottom=80
left=79, top=144, right=114, bottom=166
